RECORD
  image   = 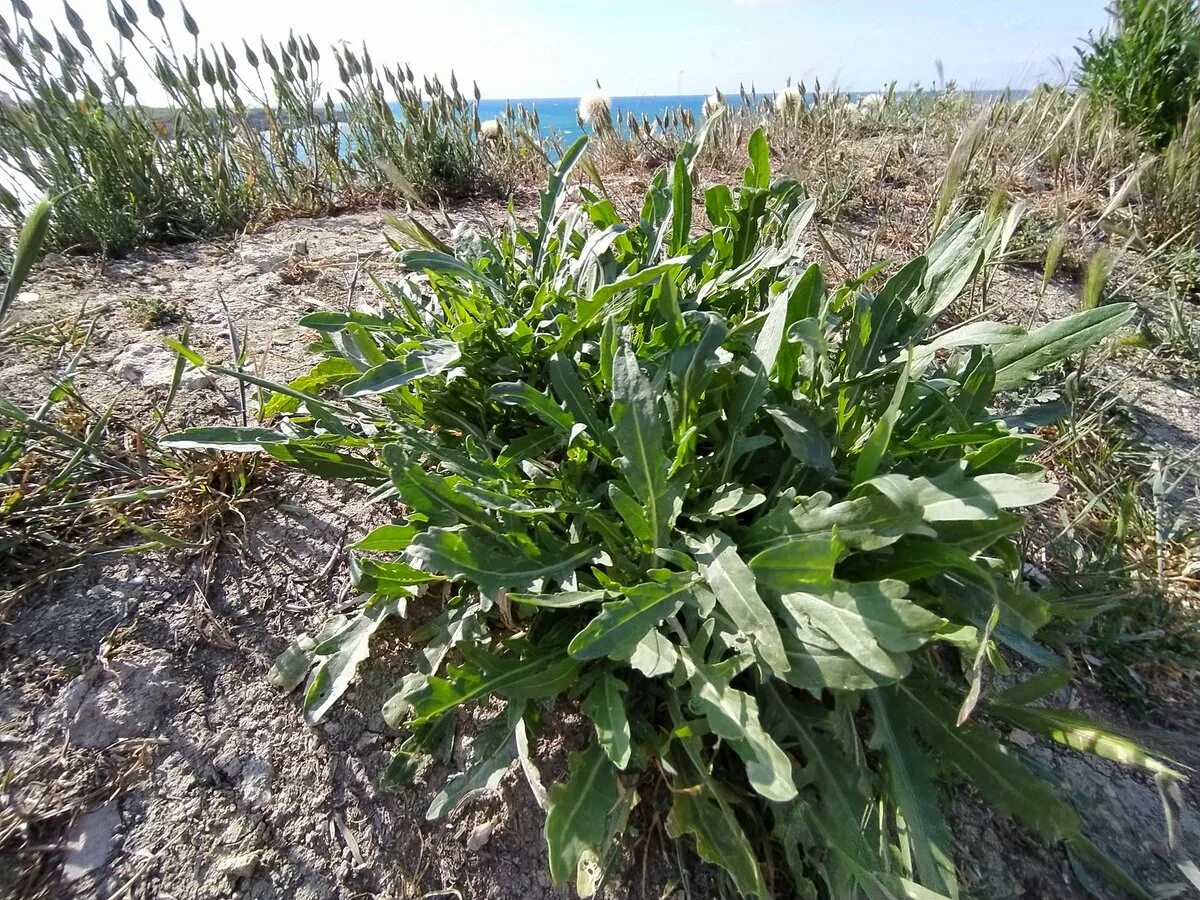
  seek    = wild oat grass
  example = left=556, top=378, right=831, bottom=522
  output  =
left=0, top=2, right=541, bottom=255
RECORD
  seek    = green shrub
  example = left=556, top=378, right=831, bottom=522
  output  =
left=165, top=133, right=1172, bottom=898
left=1078, top=0, right=1200, bottom=146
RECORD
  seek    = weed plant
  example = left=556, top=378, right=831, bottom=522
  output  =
left=165, top=133, right=1173, bottom=899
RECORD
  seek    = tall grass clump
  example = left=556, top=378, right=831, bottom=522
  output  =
left=1078, top=0, right=1200, bottom=147
left=0, top=1, right=535, bottom=255
left=164, top=132, right=1175, bottom=898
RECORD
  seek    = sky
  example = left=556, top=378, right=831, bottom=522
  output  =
left=20, top=0, right=1113, bottom=103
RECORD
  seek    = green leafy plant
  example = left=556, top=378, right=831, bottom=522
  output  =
left=1078, top=0, right=1200, bottom=147
left=165, top=133, right=1175, bottom=898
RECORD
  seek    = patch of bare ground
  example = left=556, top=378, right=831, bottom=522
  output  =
left=1, top=192, right=1197, bottom=899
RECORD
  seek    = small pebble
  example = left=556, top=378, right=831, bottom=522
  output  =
left=467, top=821, right=495, bottom=851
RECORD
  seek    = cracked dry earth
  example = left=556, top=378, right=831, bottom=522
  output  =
left=1, top=200, right=1198, bottom=900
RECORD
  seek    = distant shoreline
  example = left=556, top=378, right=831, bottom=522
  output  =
left=129, top=88, right=1032, bottom=140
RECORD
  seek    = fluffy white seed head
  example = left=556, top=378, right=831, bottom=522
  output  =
left=842, top=101, right=859, bottom=116
left=479, top=118, right=502, bottom=140
left=702, top=93, right=726, bottom=118
left=774, top=84, right=803, bottom=113
left=578, top=91, right=612, bottom=127
left=857, top=92, right=884, bottom=110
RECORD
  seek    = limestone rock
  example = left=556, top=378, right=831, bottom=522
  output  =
left=109, top=343, right=213, bottom=391
left=62, top=803, right=121, bottom=882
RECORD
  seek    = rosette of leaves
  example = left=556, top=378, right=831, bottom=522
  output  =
left=165, top=132, right=1178, bottom=899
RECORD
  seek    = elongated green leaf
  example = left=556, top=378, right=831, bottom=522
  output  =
left=911, top=212, right=984, bottom=325
left=622, top=628, right=678, bottom=677
left=776, top=264, right=826, bottom=389
left=515, top=712, right=548, bottom=812
left=548, top=352, right=608, bottom=445
left=767, top=404, right=834, bottom=474
left=869, top=689, right=959, bottom=897
left=1068, top=834, right=1155, bottom=900
left=491, top=381, right=575, bottom=432
left=991, top=303, right=1135, bottom=391
left=397, top=249, right=505, bottom=296
left=854, top=350, right=912, bottom=484
left=669, top=154, right=693, bottom=256
left=609, top=341, right=672, bottom=545
left=508, top=589, right=608, bottom=609
left=268, top=615, right=352, bottom=692
left=746, top=491, right=928, bottom=554
left=666, top=773, right=769, bottom=900
left=330, top=323, right=387, bottom=371
left=342, top=339, right=460, bottom=397
left=957, top=603, right=1000, bottom=725
left=727, top=356, right=769, bottom=435
left=303, top=596, right=401, bottom=725
left=682, top=644, right=797, bottom=802
left=535, top=134, right=589, bottom=272
left=992, top=667, right=1072, bottom=706
left=668, top=313, right=728, bottom=418
left=263, top=441, right=386, bottom=483
left=1, top=195, right=53, bottom=328
left=745, top=128, right=770, bottom=189
left=426, top=711, right=518, bottom=820
left=386, top=456, right=501, bottom=532
left=384, top=211, right=453, bottom=252
left=749, top=534, right=840, bottom=595
left=262, top=357, right=360, bottom=416
left=972, top=473, right=1059, bottom=507
left=351, top=523, right=421, bottom=552
left=863, top=465, right=1055, bottom=524
left=160, top=426, right=286, bottom=452
left=577, top=257, right=692, bottom=331
left=694, top=484, right=766, bottom=519
left=606, top=483, right=652, bottom=543
left=782, top=580, right=944, bottom=674
left=568, top=574, right=696, bottom=660
left=934, top=572, right=1057, bottom=667
left=692, top=531, right=790, bottom=674
left=545, top=743, right=618, bottom=887
left=765, top=688, right=891, bottom=900
left=837, top=536, right=978, bottom=584
left=781, top=633, right=911, bottom=691
left=406, top=527, right=600, bottom=595
left=410, top=645, right=581, bottom=725
left=753, top=286, right=792, bottom=374
left=381, top=716, right=455, bottom=791
left=297, top=310, right=391, bottom=333
left=581, top=673, right=632, bottom=769
left=352, top=557, right=440, bottom=594
left=864, top=257, right=927, bottom=366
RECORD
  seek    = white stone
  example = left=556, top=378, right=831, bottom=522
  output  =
left=109, top=343, right=213, bottom=391
left=466, top=820, right=494, bottom=851
left=235, top=246, right=289, bottom=274
left=240, top=757, right=275, bottom=809
left=62, top=803, right=121, bottom=882
left=43, top=651, right=182, bottom=748
left=218, top=850, right=261, bottom=881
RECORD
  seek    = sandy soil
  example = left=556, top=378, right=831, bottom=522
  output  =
left=2, top=198, right=1198, bottom=899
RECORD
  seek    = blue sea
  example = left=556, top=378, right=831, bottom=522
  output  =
left=470, top=90, right=1022, bottom=139
left=474, top=95, right=709, bottom=138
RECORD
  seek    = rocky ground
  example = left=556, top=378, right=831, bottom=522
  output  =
left=1, top=194, right=1199, bottom=899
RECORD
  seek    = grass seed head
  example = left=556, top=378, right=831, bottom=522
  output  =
left=578, top=90, right=612, bottom=129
